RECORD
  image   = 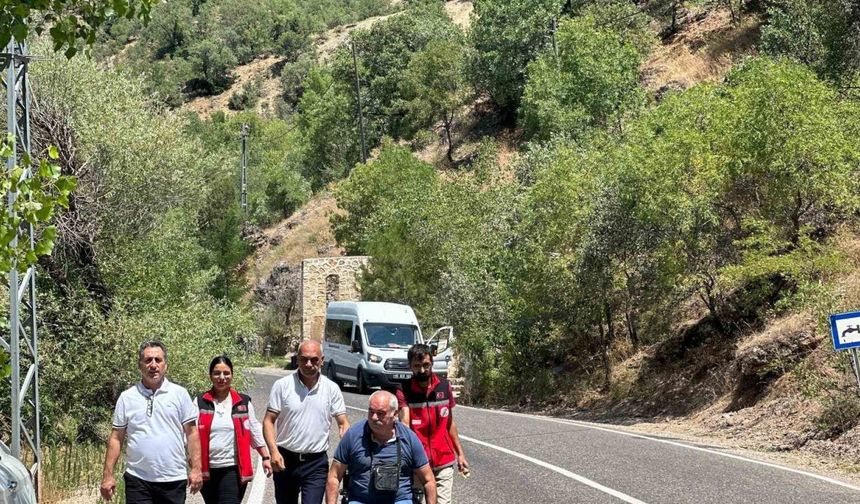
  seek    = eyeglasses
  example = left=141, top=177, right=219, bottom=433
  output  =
left=299, top=356, right=321, bottom=365
left=367, top=408, right=389, bottom=418
left=146, top=396, right=153, bottom=417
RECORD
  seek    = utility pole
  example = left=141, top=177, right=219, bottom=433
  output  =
left=240, top=123, right=249, bottom=215
left=351, top=41, right=368, bottom=164
left=1, top=40, right=41, bottom=495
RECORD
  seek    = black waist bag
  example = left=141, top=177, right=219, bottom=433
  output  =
left=371, top=436, right=402, bottom=493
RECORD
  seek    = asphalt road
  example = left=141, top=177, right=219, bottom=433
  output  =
left=237, top=368, right=860, bottom=504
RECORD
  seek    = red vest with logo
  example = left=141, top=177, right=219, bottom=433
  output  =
left=196, top=389, right=254, bottom=484
left=402, top=375, right=457, bottom=470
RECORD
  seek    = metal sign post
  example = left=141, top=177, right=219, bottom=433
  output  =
left=829, top=311, right=860, bottom=395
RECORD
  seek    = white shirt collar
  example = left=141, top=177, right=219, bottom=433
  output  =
left=137, top=377, right=171, bottom=397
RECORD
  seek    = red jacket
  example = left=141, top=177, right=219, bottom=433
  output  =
left=196, top=389, right=254, bottom=484
left=397, top=374, right=457, bottom=470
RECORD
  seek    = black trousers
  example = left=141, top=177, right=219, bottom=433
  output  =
left=201, top=466, right=248, bottom=504
left=124, top=473, right=187, bottom=504
left=272, top=448, right=328, bottom=504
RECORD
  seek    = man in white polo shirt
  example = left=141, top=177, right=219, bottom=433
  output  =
left=100, top=341, right=203, bottom=504
left=264, top=339, right=349, bottom=504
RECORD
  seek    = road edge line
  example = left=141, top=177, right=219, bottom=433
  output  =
left=458, top=405, right=860, bottom=492
left=246, top=454, right=268, bottom=504
left=459, top=434, right=648, bottom=504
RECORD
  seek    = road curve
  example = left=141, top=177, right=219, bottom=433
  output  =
left=242, top=368, right=860, bottom=504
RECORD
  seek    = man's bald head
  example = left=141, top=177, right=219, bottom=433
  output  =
left=298, top=339, right=323, bottom=356
left=297, top=339, right=324, bottom=379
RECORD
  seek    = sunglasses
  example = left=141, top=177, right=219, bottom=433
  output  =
left=146, top=396, right=154, bottom=417
left=299, top=356, right=321, bottom=365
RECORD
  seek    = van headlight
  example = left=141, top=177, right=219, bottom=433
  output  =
left=368, top=353, right=382, bottom=363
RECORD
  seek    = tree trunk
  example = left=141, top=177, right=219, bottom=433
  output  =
left=625, top=309, right=639, bottom=351
left=443, top=112, right=454, bottom=164
left=601, top=303, right=614, bottom=390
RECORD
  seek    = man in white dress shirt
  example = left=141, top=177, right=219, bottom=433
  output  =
left=264, top=339, right=350, bottom=504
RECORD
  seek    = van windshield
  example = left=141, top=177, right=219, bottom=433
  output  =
left=364, top=324, right=419, bottom=349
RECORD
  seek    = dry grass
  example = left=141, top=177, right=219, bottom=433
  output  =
left=243, top=191, right=343, bottom=294
left=182, top=55, right=284, bottom=119
left=444, top=0, right=473, bottom=30
left=642, top=8, right=761, bottom=92
left=314, top=11, right=403, bottom=63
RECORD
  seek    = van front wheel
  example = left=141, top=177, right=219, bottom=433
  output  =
left=327, top=362, right=342, bottom=388
left=357, top=369, right=369, bottom=394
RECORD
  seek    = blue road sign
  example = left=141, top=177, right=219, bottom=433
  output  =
left=829, top=311, right=860, bottom=351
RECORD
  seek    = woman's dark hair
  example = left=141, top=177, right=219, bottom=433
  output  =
left=209, top=355, right=234, bottom=374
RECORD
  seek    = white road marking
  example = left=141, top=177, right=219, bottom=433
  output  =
left=246, top=455, right=268, bottom=504
left=345, top=405, right=647, bottom=503
left=459, top=405, right=860, bottom=492
left=459, top=434, right=648, bottom=503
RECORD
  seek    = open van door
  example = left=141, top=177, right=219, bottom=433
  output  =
left=426, top=326, right=454, bottom=377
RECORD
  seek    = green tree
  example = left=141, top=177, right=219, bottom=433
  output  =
left=333, top=143, right=437, bottom=255
left=188, top=38, right=237, bottom=94
left=761, top=0, right=860, bottom=84
left=333, top=1, right=461, bottom=142
left=520, top=15, right=646, bottom=140
left=401, top=39, right=469, bottom=162
left=140, top=0, right=193, bottom=59
left=296, top=68, right=359, bottom=188
left=468, top=0, right=565, bottom=116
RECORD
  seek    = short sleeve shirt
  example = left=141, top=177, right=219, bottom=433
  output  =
left=266, top=373, right=346, bottom=453
left=112, top=378, right=196, bottom=482
left=333, top=420, right=429, bottom=504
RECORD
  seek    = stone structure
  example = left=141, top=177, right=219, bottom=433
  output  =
left=301, top=256, right=371, bottom=340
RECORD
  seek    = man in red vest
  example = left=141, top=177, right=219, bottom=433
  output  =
left=396, top=344, right=469, bottom=504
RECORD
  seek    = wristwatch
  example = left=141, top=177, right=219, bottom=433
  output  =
left=262, top=456, right=270, bottom=461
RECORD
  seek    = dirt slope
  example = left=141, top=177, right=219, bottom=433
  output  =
left=243, top=191, right=343, bottom=291
left=183, top=55, right=284, bottom=119
left=642, top=8, right=761, bottom=92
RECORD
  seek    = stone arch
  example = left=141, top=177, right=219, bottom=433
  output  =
left=326, top=274, right=340, bottom=302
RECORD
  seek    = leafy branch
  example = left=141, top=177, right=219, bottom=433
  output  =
left=0, top=134, right=76, bottom=274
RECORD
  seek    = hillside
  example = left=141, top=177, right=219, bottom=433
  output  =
left=240, top=1, right=860, bottom=479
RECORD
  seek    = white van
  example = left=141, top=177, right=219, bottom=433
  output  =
left=322, top=301, right=453, bottom=393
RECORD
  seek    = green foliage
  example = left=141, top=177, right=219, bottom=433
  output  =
left=0, top=136, right=76, bottom=274
left=761, top=0, right=860, bottom=84
left=468, top=0, right=565, bottom=115
left=94, top=0, right=393, bottom=104
left=332, top=1, right=461, bottom=142
left=188, top=39, right=237, bottom=94
left=280, top=53, right=315, bottom=107
left=24, top=38, right=259, bottom=441
left=296, top=68, right=360, bottom=188
left=333, top=143, right=438, bottom=255
left=401, top=38, right=469, bottom=161
left=0, top=0, right=158, bottom=58
left=228, top=78, right=263, bottom=111
left=140, top=0, right=193, bottom=59
left=520, top=15, right=646, bottom=140
left=336, top=57, right=860, bottom=402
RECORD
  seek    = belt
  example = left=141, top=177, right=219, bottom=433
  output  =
left=280, top=448, right=327, bottom=463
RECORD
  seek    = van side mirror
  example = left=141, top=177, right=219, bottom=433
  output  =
left=350, top=340, right=362, bottom=353
left=429, top=343, right=438, bottom=357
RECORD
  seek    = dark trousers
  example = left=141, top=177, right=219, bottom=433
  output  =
left=272, top=447, right=328, bottom=504
left=124, top=473, right=187, bottom=504
left=201, top=466, right=248, bottom=504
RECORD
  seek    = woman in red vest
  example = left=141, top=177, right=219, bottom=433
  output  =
left=197, top=355, right=272, bottom=504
